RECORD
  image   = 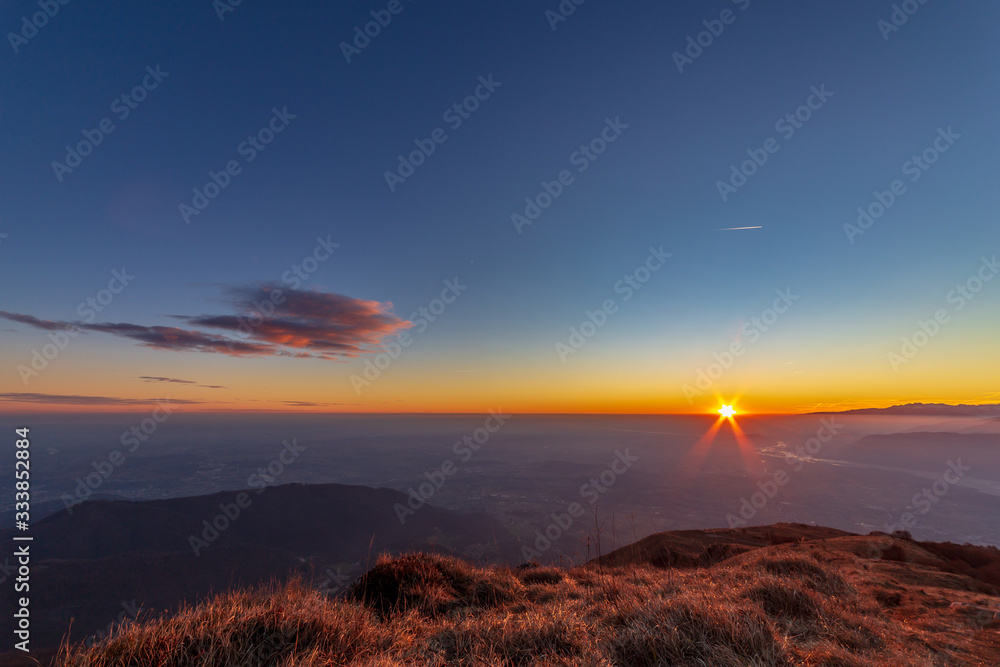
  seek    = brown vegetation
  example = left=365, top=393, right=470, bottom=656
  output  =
left=54, top=531, right=1000, bottom=666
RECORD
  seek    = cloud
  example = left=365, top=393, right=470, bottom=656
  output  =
left=140, top=376, right=227, bottom=389
left=183, top=286, right=411, bottom=359
left=282, top=400, right=351, bottom=407
left=140, top=376, right=196, bottom=384
left=0, top=312, right=270, bottom=355
left=0, top=286, right=411, bottom=361
left=87, top=322, right=275, bottom=355
left=0, top=393, right=205, bottom=406
left=0, top=312, right=70, bottom=331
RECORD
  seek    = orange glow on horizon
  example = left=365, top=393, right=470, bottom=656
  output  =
left=2, top=396, right=998, bottom=415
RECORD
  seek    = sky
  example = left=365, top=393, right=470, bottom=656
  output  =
left=1, top=0, right=998, bottom=414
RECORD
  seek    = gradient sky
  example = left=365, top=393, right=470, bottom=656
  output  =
left=1, top=1, right=998, bottom=414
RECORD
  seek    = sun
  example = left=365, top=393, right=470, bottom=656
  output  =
left=718, top=404, right=737, bottom=419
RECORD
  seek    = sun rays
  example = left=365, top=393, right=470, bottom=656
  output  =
left=678, top=401, right=763, bottom=481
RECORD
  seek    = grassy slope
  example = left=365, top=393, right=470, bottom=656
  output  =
left=47, top=529, right=1000, bottom=666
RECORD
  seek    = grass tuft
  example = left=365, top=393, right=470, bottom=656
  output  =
left=58, top=542, right=997, bottom=666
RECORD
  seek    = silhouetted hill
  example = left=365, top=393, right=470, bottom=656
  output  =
left=0, top=483, right=520, bottom=649
left=823, top=431, right=1000, bottom=476
left=593, top=522, right=852, bottom=567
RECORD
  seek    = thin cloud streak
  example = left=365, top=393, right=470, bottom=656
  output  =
left=0, top=393, right=206, bottom=406
left=140, top=376, right=227, bottom=389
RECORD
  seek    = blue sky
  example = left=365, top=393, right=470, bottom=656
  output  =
left=1, top=0, right=998, bottom=412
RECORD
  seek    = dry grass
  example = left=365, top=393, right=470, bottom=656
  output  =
left=58, top=547, right=999, bottom=666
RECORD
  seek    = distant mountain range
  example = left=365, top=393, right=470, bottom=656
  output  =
left=815, top=403, right=1000, bottom=416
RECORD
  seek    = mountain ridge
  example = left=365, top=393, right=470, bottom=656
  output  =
left=811, top=402, right=1000, bottom=416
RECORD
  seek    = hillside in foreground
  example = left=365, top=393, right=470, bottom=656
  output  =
left=41, top=524, right=1000, bottom=666
left=0, top=483, right=522, bottom=650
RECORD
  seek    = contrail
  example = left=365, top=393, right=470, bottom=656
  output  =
left=716, top=226, right=762, bottom=231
